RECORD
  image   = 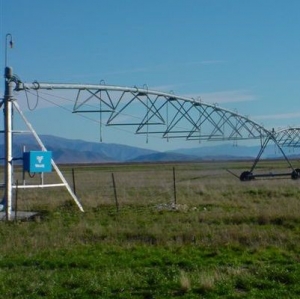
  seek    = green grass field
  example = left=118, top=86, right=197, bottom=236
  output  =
left=1, top=160, right=300, bottom=298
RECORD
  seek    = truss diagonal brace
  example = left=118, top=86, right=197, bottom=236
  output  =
left=13, top=102, right=84, bottom=212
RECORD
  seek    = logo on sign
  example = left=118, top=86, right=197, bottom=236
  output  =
left=35, top=156, right=45, bottom=168
left=37, top=156, right=44, bottom=163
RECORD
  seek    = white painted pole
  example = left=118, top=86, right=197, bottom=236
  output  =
left=4, top=67, right=14, bottom=221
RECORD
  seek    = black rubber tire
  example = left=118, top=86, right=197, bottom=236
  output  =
left=240, top=171, right=253, bottom=182
left=291, top=170, right=299, bottom=180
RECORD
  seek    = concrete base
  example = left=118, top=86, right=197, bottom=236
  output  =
left=0, top=211, right=39, bottom=221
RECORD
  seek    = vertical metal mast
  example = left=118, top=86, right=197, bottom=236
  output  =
left=4, top=66, right=13, bottom=221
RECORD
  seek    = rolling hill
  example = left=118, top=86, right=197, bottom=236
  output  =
left=0, top=134, right=298, bottom=163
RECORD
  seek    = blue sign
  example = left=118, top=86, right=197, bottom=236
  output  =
left=23, top=151, right=52, bottom=173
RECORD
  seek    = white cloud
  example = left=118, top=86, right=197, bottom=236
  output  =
left=184, top=90, right=257, bottom=104
left=252, top=112, right=300, bottom=121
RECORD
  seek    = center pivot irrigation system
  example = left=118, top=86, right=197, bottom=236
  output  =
left=2, top=38, right=300, bottom=220
left=16, top=79, right=300, bottom=179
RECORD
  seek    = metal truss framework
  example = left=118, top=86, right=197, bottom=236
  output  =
left=15, top=80, right=300, bottom=181
left=16, top=81, right=270, bottom=142
left=239, top=130, right=300, bottom=181
left=275, top=128, right=300, bottom=148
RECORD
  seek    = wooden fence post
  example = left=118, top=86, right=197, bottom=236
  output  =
left=111, top=173, right=119, bottom=212
left=173, top=167, right=177, bottom=205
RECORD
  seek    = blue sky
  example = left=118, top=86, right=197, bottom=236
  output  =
left=1, top=0, right=300, bottom=151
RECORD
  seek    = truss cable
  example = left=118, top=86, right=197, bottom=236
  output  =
left=34, top=90, right=148, bottom=123
left=142, top=84, right=149, bottom=144
left=37, top=89, right=96, bottom=110
left=24, top=88, right=242, bottom=144
left=146, top=95, right=149, bottom=144
left=33, top=89, right=206, bottom=136
left=198, top=97, right=202, bottom=143
left=24, top=90, right=166, bottom=142
left=166, top=100, right=169, bottom=142
left=26, top=90, right=77, bottom=114
left=25, top=90, right=110, bottom=128
left=233, top=109, right=238, bottom=147
left=260, top=131, right=264, bottom=148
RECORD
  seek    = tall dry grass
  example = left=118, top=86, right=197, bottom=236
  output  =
left=2, top=160, right=298, bottom=254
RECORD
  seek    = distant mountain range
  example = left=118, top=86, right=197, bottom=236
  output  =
left=0, top=134, right=299, bottom=164
left=4, top=135, right=157, bottom=163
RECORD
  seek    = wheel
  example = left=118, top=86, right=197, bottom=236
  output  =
left=240, top=171, right=253, bottom=181
left=291, top=169, right=300, bottom=180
